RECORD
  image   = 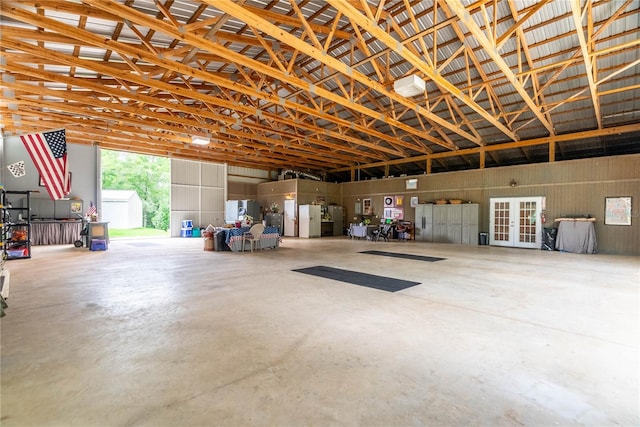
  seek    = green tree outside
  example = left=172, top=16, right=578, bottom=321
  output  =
left=101, top=150, right=170, bottom=231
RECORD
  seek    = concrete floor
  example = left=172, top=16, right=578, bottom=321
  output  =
left=1, top=236, right=638, bottom=426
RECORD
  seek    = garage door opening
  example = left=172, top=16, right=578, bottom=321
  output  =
left=101, top=149, right=169, bottom=238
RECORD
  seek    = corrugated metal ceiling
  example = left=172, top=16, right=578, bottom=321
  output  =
left=0, top=0, right=638, bottom=182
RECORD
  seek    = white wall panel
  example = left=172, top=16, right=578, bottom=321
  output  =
left=172, top=159, right=200, bottom=185
left=200, top=212, right=225, bottom=227
left=201, top=187, right=225, bottom=211
left=171, top=185, right=200, bottom=211
left=170, top=159, right=227, bottom=236
left=201, top=162, right=226, bottom=187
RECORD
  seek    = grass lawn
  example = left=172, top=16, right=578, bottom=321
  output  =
left=109, top=227, right=169, bottom=238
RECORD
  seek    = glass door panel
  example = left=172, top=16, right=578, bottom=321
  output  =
left=490, top=197, right=544, bottom=248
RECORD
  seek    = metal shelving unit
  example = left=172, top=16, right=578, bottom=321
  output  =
left=1, top=189, right=32, bottom=260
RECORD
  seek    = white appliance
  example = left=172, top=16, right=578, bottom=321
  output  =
left=299, top=204, right=321, bottom=238
left=327, top=205, right=344, bottom=236
left=225, top=200, right=260, bottom=224
left=393, top=75, right=425, bottom=97
left=284, top=199, right=297, bottom=237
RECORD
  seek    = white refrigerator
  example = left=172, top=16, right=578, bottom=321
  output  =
left=298, top=204, right=321, bottom=238
left=284, top=199, right=297, bottom=237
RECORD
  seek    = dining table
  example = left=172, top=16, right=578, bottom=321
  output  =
left=222, top=226, right=281, bottom=252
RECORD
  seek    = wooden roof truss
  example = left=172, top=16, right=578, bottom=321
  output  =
left=1, top=0, right=639, bottom=180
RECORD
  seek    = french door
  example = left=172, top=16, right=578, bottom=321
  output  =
left=490, top=197, right=545, bottom=248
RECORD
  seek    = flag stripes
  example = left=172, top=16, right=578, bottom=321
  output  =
left=20, top=129, right=69, bottom=200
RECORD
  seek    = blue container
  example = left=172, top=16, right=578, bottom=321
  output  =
left=90, top=239, right=107, bottom=251
left=180, top=228, right=193, bottom=237
left=182, top=220, right=193, bottom=228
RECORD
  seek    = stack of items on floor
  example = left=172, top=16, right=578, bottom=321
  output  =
left=202, top=225, right=230, bottom=252
left=181, top=220, right=193, bottom=237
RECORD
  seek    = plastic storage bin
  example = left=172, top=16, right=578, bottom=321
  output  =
left=90, top=239, right=107, bottom=251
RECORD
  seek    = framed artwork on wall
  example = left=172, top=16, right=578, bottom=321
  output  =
left=405, top=178, right=418, bottom=190
left=604, top=196, right=632, bottom=225
left=71, top=201, right=83, bottom=214
left=363, top=198, right=372, bottom=215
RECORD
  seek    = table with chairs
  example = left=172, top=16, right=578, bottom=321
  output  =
left=349, top=220, right=412, bottom=241
left=222, top=225, right=280, bottom=252
left=372, top=223, right=393, bottom=242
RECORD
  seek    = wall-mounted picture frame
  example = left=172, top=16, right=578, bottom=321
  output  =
left=406, top=178, right=418, bottom=190
left=363, top=198, right=372, bottom=215
left=70, top=201, right=83, bottom=214
left=604, top=196, right=632, bottom=225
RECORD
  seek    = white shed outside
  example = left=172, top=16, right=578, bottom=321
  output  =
left=102, top=190, right=143, bottom=229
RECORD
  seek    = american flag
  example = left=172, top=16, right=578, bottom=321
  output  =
left=20, top=129, right=70, bottom=200
left=86, top=201, right=97, bottom=216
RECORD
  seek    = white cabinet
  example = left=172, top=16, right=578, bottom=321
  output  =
left=284, top=199, right=297, bottom=237
left=432, top=204, right=450, bottom=243
left=225, top=200, right=260, bottom=224
left=446, top=205, right=463, bottom=243
left=415, top=203, right=433, bottom=241
left=461, top=204, right=479, bottom=245
left=418, top=203, right=479, bottom=245
left=299, top=204, right=321, bottom=238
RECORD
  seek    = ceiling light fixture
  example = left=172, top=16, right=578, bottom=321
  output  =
left=393, top=74, right=426, bottom=97
left=191, top=135, right=210, bottom=145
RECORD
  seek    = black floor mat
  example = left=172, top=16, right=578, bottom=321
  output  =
left=360, top=250, right=445, bottom=262
left=293, top=265, right=420, bottom=292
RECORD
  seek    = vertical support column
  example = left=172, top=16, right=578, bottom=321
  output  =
left=384, top=163, right=390, bottom=178
left=426, top=157, right=432, bottom=174
left=350, top=167, right=355, bottom=182
left=479, top=148, right=486, bottom=169
left=549, top=140, right=556, bottom=162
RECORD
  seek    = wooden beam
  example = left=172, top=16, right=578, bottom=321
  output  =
left=0, top=4, right=411, bottom=160
left=445, top=0, right=554, bottom=136
left=329, top=123, right=640, bottom=172
left=326, top=0, right=516, bottom=142
left=73, top=0, right=437, bottom=155
left=208, top=0, right=465, bottom=149
left=570, top=0, right=601, bottom=129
